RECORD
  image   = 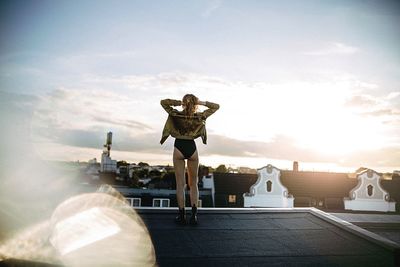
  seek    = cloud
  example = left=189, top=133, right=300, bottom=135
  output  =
left=55, top=51, right=138, bottom=67
left=2, top=71, right=399, bottom=171
left=0, top=90, right=38, bottom=106
left=361, top=108, right=400, bottom=117
left=202, top=0, right=222, bottom=17
left=91, top=115, right=153, bottom=131
left=45, top=128, right=162, bottom=154
left=344, top=92, right=400, bottom=118
left=54, top=128, right=105, bottom=149
left=342, top=146, right=400, bottom=168
left=196, top=134, right=400, bottom=168
left=199, top=134, right=331, bottom=163
left=31, top=88, right=155, bottom=129
left=386, top=92, right=400, bottom=100
left=344, top=94, right=378, bottom=107
left=2, top=88, right=398, bottom=170
left=383, top=119, right=400, bottom=126
left=302, top=42, right=359, bottom=56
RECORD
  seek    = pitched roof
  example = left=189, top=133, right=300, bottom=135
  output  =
left=280, top=170, right=357, bottom=198
left=213, top=172, right=257, bottom=194
left=213, top=171, right=357, bottom=198
left=213, top=171, right=400, bottom=209
left=381, top=179, right=400, bottom=202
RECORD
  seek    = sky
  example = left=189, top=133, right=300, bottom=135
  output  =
left=1, top=0, right=400, bottom=172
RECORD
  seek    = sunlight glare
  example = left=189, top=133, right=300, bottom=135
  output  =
left=50, top=207, right=121, bottom=255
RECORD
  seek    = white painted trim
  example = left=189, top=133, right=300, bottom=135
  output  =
left=345, top=169, right=396, bottom=212
left=152, top=198, right=170, bottom=208
left=243, top=164, right=294, bottom=208
left=126, top=197, right=141, bottom=207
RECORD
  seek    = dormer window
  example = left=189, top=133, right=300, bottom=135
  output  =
left=266, top=180, right=272, bottom=192
left=367, top=185, right=373, bottom=197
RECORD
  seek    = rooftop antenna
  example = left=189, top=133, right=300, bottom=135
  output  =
left=104, top=132, right=112, bottom=157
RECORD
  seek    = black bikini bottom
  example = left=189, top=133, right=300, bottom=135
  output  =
left=174, top=139, right=196, bottom=159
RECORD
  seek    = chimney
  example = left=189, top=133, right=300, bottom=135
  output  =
left=293, top=161, right=299, bottom=172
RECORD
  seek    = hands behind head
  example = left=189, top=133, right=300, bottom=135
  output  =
left=181, top=99, right=204, bottom=105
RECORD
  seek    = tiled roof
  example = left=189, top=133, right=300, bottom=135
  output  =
left=213, top=171, right=400, bottom=209
left=280, top=170, right=357, bottom=198
left=381, top=179, right=400, bottom=202
left=213, top=171, right=357, bottom=198
left=213, top=172, right=257, bottom=194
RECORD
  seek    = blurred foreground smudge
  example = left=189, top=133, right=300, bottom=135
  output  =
left=0, top=185, right=156, bottom=267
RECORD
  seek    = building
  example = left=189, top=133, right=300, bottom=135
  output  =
left=211, top=172, right=256, bottom=207
left=344, top=169, right=396, bottom=212
left=121, top=188, right=213, bottom=208
left=100, top=132, right=117, bottom=173
left=211, top=166, right=400, bottom=212
left=280, top=170, right=357, bottom=210
left=243, top=164, right=294, bottom=208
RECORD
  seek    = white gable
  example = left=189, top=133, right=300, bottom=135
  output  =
left=344, top=169, right=395, bottom=212
left=243, top=164, right=294, bottom=208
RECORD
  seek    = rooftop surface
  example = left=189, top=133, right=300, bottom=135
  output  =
left=139, top=208, right=399, bottom=267
left=1, top=203, right=399, bottom=266
left=331, top=212, right=400, bottom=245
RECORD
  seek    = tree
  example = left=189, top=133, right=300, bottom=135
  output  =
left=149, top=169, right=162, bottom=177
left=198, top=164, right=210, bottom=177
left=138, top=162, right=149, bottom=167
left=136, top=168, right=149, bottom=178
left=129, top=172, right=140, bottom=188
left=117, top=160, right=129, bottom=167
left=215, top=164, right=228, bottom=173
left=161, top=171, right=176, bottom=189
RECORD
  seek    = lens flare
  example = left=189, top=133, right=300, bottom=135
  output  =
left=0, top=185, right=155, bottom=267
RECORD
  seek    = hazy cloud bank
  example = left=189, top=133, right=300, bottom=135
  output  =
left=344, top=91, right=400, bottom=121
left=200, top=134, right=400, bottom=168
left=1, top=70, right=399, bottom=170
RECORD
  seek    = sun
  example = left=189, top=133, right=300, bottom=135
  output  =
left=293, top=106, right=385, bottom=156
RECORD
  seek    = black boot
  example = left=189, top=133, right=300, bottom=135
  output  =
left=175, top=208, right=186, bottom=225
left=190, top=205, right=198, bottom=225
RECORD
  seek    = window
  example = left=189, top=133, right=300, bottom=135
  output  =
left=132, top=198, right=141, bottom=207
left=311, top=199, right=317, bottom=206
left=311, top=198, right=324, bottom=207
left=228, top=195, right=236, bottom=203
left=367, top=185, right=373, bottom=197
left=153, top=198, right=170, bottom=207
left=266, top=180, right=272, bottom=192
left=126, top=197, right=141, bottom=207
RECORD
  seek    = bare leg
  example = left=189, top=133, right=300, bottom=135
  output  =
left=173, top=147, right=186, bottom=209
left=187, top=150, right=199, bottom=207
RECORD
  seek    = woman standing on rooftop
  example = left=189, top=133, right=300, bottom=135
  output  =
left=160, top=94, right=219, bottom=225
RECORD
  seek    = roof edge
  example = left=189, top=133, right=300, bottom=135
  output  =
left=309, top=208, right=400, bottom=252
left=134, top=207, right=400, bottom=252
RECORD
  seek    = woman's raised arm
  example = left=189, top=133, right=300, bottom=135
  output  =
left=160, top=99, right=182, bottom=115
left=198, top=100, right=219, bottom=118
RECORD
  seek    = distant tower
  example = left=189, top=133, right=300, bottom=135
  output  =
left=104, top=132, right=112, bottom=157
left=293, top=161, right=299, bottom=172
left=101, top=132, right=117, bottom=172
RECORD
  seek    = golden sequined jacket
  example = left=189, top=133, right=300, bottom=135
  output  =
left=160, top=99, right=220, bottom=144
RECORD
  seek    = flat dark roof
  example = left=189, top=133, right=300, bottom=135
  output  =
left=1, top=207, right=399, bottom=267
left=138, top=208, right=399, bottom=267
